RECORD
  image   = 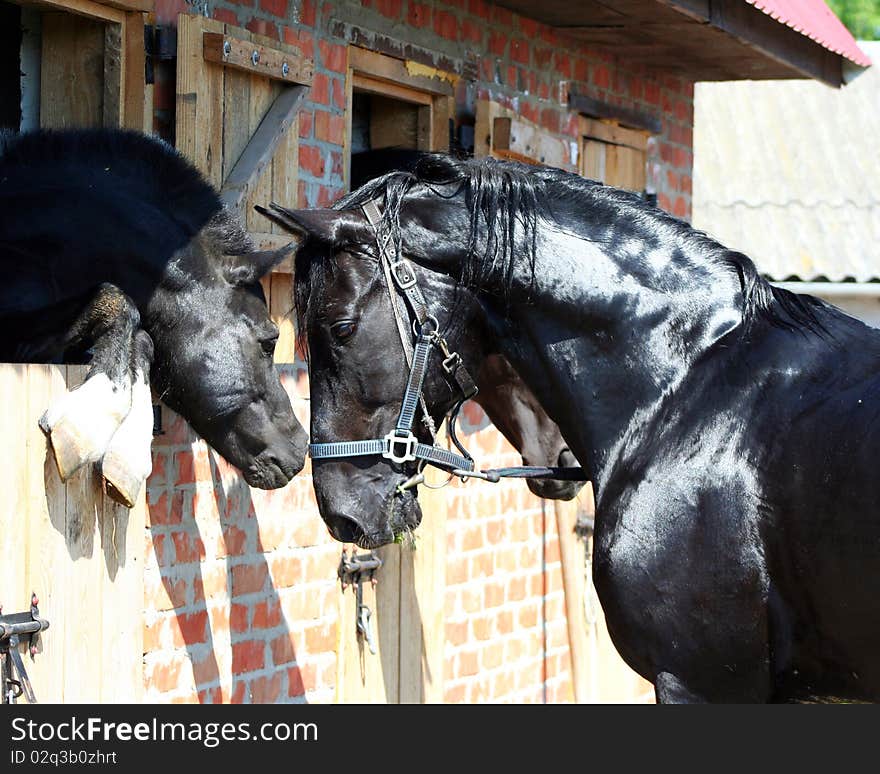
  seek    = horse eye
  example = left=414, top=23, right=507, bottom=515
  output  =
left=260, top=335, right=278, bottom=356
left=331, top=321, right=358, bottom=341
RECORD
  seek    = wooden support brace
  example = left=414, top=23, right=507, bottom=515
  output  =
left=492, top=116, right=571, bottom=168
left=220, top=84, right=308, bottom=215
left=203, top=31, right=314, bottom=85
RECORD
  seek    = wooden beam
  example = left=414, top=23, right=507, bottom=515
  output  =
left=568, top=92, right=662, bottom=135
left=220, top=84, right=308, bottom=214
left=580, top=117, right=648, bottom=151
left=203, top=31, right=314, bottom=85
left=349, top=46, right=455, bottom=96
left=492, top=116, right=570, bottom=168
left=24, top=0, right=125, bottom=24
left=95, top=0, right=152, bottom=10
left=122, top=11, right=146, bottom=130
left=351, top=73, right=433, bottom=105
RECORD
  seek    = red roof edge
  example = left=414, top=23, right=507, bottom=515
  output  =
left=746, top=0, right=871, bottom=68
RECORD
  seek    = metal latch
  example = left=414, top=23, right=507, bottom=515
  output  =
left=1, top=594, right=50, bottom=704
left=338, top=551, right=382, bottom=656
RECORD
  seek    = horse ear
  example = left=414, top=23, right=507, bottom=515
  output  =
left=254, top=203, right=371, bottom=246
left=224, top=243, right=296, bottom=286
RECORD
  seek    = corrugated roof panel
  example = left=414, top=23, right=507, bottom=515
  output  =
left=746, top=0, right=872, bottom=66
left=693, top=41, right=880, bottom=282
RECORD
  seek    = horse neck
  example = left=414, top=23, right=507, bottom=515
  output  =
left=491, top=222, right=745, bottom=490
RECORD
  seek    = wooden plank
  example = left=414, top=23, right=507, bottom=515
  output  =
left=222, top=84, right=308, bottom=215
left=492, top=116, right=569, bottom=168
left=580, top=118, right=648, bottom=152
left=569, top=91, right=662, bottom=135
left=352, top=74, right=433, bottom=106
left=336, top=545, right=401, bottom=703
left=103, top=21, right=122, bottom=127
left=203, top=31, right=313, bottom=85
left=269, top=274, right=296, bottom=364
left=349, top=47, right=455, bottom=96
left=24, top=364, right=68, bottom=702
left=60, top=365, right=104, bottom=703
left=0, top=364, right=29, bottom=687
left=270, top=112, right=298, bottom=235
left=40, top=13, right=105, bottom=128
left=581, top=138, right=606, bottom=181
left=99, top=0, right=153, bottom=12
left=369, top=95, right=419, bottom=151
left=398, top=430, right=448, bottom=703
left=343, top=49, right=353, bottom=193
left=26, top=0, right=126, bottom=24
left=555, top=499, right=589, bottom=703
left=244, top=74, right=278, bottom=231
left=430, top=95, right=454, bottom=152
left=176, top=14, right=225, bottom=187
left=121, top=11, right=146, bottom=130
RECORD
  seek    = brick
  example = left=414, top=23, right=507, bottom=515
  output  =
left=212, top=8, right=237, bottom=25
left=144, top=656, right=185, bottom=694
left=221, top=524, right=248, bottom=556
left=673, top=197, right=688, bottom=219
left=253, top=599, right=283, bottom=629
left=574, top=58, right=589, bottom=82
left=554, top=52, right=571, bottom=79
left=174, top=451, right=195, bottom=487
left=198, top=686, right=223, bottom=703
left=299, top=0, right=316, bottom=25
left=375, top=0, right=402, bottom=19
left=518, top=603, right=539, bottom=628
left=462, top=524, right=483, bottom=551
left=332, top=78, right=345, bottom=110
left=245, top=18, right=279, bottom=40
left=298, top=110, right=314, bottom=139
left=310, top=73, right=330, bottom=106
left=231, top=563, right=269, bottom=597
left=271, top=633, right=298, bottom=665
left=472, top=615, right=492, bottom=641
left=482, top=641, right=504, bottom=669
left=319, top=40, right=346, bottom=73
left=460, top=18, right=482, bottom=44
left=150, top=533, right=168, bottom=566
left=458, top=650, right=479, bottom=677
left=177, top=610, right=209, bottom=645
left=445, top=683, right=466, bottom=703
left=269, top=554, right=305, bottom=587
left=304, top=623, right=335, bottom=654
left=488, top=31, right=507, bottom=57
left=231, top=680, right=247, bottom=704
left=434, top=9, right=458, bottom=41
left=484, top=581, right=505, bottom=608
left=593, top=64, right=611, bottom=90
left=259, top=0, right=287, bottom=16
left=192, top=653, right=221, bottom=687
left=491, top=5, right=512, bottom=25
left=407, top=1, right=431, bottom=28
left=250, top=673, right=283, bottom=704
left=230, top=603, right=250, bottom=633
left=468, top=0, right=489, bottom=19
left=300, top=144, right=326, bottom=178
left=447, top=619, right=468, bottom=646
left=288, top=666, right=305, bottom=696
left=314, top=111, right=346, bottom=144
left=644, top=82, right=661, bottom=105
left=232, top=640, right=265, bottom=673
left=510, top=38, right=529, bottom=66
left=172, top=530, right=205, bottom=564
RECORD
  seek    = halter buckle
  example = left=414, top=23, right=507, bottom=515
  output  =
left=383, top=431, right=418, bottom=464
left=390, top=260, right=418, bottom=290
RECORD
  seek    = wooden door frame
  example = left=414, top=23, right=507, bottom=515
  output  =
left=344, top=46, right=455, bottom=191
left=12, top=0, right=150, bottom=130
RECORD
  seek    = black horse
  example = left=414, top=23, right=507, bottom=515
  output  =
left=0, top=129, right=308, bottom=505
left=282, top=154, right=880, bottom=703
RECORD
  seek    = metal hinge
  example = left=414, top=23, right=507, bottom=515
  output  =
left=144, top=25, right=178, bottom=85
left=1, top=594, right=50, bottom=704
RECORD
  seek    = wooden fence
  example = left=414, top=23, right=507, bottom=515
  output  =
left=0, top=364, right=144, bottom=703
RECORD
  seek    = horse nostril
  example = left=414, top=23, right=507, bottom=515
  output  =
left=332, top=515, right=364, bottom=545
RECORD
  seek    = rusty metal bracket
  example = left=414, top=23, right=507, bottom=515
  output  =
left=1, top=593, right=49, bottom=704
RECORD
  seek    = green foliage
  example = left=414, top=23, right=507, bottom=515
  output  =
left=827, top=0, right=880, bottom=40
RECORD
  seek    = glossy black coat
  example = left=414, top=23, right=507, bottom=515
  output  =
left=287, top=155, right=880, bottom=702
left=0, top=129, right=307, bottom=488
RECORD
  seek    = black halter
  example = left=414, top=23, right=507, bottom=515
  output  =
left=307, top=199, right=588, bottom=488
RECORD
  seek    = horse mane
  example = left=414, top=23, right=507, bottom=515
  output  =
left=0, top=128, right=252, bottom=256
left=295, top=154, right=829, bottom=353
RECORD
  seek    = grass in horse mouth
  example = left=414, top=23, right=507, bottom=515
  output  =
left=393, top=527, right=417, bottom=550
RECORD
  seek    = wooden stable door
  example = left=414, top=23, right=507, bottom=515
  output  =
left=175, top=14, right=312, bottom=363
left=334, top=50, right=454, bottom=703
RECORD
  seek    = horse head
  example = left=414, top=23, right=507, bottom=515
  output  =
left=147, top=214, right=309, bottom=489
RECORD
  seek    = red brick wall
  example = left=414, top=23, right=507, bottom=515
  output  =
left=143, top=0, right=694, bottom=703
